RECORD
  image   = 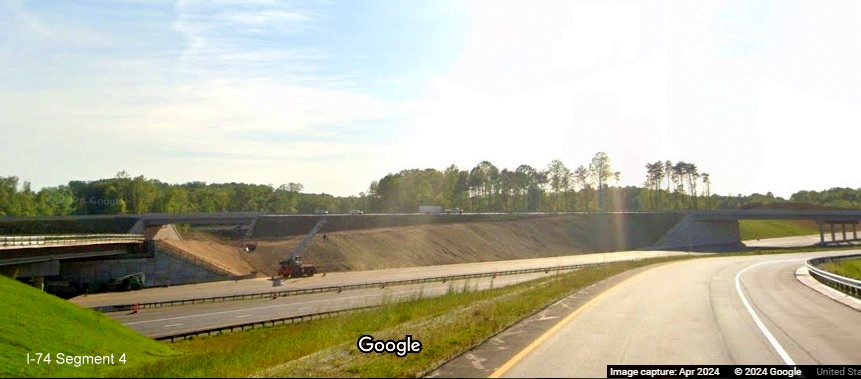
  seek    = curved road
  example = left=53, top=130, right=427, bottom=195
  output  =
left=483, top=251, right=861, bottom=378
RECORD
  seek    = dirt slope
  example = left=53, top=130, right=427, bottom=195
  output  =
left=161, top=239, right=258, bottom=276
left=240, top=214, right=681, bottom=276
left=163, top=214, right=680, bottom=277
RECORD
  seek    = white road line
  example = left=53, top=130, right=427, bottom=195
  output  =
left=734, top=259, right=803, bottom=366
left=235, top=315, right=252, bottom=318
left=162, top=323, right=184, bottom=328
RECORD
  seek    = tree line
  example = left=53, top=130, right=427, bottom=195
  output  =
left=2, top=153, right=858, bottom=217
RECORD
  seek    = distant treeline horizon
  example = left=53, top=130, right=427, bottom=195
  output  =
left=2, top=153, right=861, bottom=216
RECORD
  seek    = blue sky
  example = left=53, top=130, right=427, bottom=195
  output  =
left=2, top=0, right=861, bottom=198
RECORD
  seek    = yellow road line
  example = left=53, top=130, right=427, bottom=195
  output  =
left=488, top=260, right=686, bottom=378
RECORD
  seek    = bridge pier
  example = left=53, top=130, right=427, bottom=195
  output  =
left=820, top=221, right=825, bottom=244
left=817, top=220, right=860, bottom=246
left=33, top=275, right=44, bottom=291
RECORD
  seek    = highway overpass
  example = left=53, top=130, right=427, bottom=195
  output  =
left=3, top=209, right=861, bottom=248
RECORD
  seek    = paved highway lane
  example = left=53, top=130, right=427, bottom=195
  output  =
left=743, top=234, right=822, bottom=248
left=481, top=251, right=861, bottom=378
left=72, top=250, right=690, bottom=308
left=110, top=272, right=550, bottom=337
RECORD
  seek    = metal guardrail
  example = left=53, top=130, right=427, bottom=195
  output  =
left=0, top=234, right=144, bottom=248
left=154, top=305, right=379, bottom=342
left=92, top=260, right=615, bottom=313
left=806, top=254, right=861, bottom=298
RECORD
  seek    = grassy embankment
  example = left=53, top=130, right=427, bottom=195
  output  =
left=820, top=258, right=861, bottom=281
left=738, top=220, right=818, bottom=240
left=0, top=276, right=178, bottom=378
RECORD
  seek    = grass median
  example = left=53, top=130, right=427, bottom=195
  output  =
left=111, top=255, right=689, bottom=378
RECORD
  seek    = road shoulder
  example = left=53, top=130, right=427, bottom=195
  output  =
left=794, top=266, right=861, bottom=311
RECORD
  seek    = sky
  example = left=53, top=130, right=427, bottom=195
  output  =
left=2, top=0, right=861, bottom=198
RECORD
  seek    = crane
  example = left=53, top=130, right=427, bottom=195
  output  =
left=278, top=217, right=327, bottom=277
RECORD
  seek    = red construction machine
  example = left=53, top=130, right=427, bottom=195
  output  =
left=277, top=217, right=327, bottom=278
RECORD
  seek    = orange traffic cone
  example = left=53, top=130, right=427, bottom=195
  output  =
left=132, top=303, right=139, bottom=314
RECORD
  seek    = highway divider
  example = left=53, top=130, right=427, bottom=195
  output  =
left=153, top=305, right=379, bottom=342
left=90, top=261, right=616, bottom=313
left=806, top=253, right=861, bottom=298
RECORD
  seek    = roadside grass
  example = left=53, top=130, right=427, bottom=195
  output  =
left=738, top=220, right=818, bottom=240
left=0, top=275, right=178, bottom=378
left=111, top=256, right=689, bottom=378
left=820, top=258, right=861, bottom=281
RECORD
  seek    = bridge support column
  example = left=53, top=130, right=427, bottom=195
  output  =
left=819, top=222, right=825, bottom=244
left=831, top=223, right=836, bottom=243
left=843, top=223, right=847, bottom=241
left=854, top=223, right=857, bottom=240
left=33, top=276, right=44, bottom=291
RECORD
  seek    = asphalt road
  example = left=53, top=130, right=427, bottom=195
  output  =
left=742, top=234, right=822, bottom=248
left=110, top=272, right=551, bottom=338
left=72, top=250, right=689, bottom=308
left=476, top=250, right=861, bottom=378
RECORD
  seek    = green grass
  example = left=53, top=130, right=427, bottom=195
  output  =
left=739, top=220, right=818, bottom=240
left=113, top=256, right=690, bottom=378
left=821, top=258, right=861, bottom=281
left=0, top=275, right=179, bottom=378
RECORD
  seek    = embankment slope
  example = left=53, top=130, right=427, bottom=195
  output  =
left=233, top=213, right=683, bottom=276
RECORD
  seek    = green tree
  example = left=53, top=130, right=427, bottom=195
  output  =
left=546, top=159, right=571, bottom=211
left=589, top=152, right=614, bottom=211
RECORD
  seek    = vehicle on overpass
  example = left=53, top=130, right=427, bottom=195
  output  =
left=350, top=209, right=364, bottom=215
left=419, top=205, right=443, bottom=213
left=314, top=209, right=329, bottom=215
left=277, top=217, right=326, bottom=278
left=445, top=208, right=463, bottom=214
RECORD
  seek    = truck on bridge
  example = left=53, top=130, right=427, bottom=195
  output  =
left=419, top=205, right=443, bottom=214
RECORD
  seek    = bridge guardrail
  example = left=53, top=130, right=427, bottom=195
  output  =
left=0, top=234, right=145, bottom=248
left=92, top=260, right=619, bottom=313
left=806, top=254, right=861, bottom=298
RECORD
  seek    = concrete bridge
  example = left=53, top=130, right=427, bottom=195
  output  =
left=4, top=210, right=861, bottom=248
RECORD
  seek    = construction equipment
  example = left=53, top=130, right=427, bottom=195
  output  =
left=109, top=272, right=146, bottom=292
left=242, top=215, right=259, bottom=252
left=278, top=217, right=326, bottom=277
